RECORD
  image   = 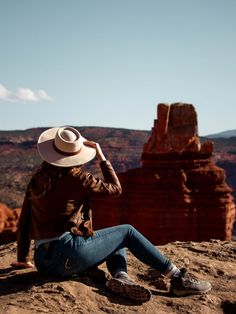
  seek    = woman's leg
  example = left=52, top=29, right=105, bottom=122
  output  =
left=34, top=224, right=211, bottom=300
left=48, top=224, right=171, bottom=278
left=105, top=248, right=127, bottom=276
left=103, top=224, right=172, bottom=275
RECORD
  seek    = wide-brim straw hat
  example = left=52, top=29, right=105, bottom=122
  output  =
left=37, top=126, right=96, bottom=167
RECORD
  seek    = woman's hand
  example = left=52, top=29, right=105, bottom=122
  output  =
left=11, top=261, right=34, bottom=269
left=84, top=141, right=106, bottom=161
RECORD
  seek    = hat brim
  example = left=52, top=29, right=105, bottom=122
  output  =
left=37, top=127, right=96, bottom=167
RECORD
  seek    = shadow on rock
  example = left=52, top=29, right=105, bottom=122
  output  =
left=221, top=300, right=236, bottom=314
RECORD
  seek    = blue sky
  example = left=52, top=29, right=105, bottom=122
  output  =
left=0, top=0, right=235, bottom=136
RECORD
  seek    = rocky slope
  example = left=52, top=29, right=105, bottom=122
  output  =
left=0, top=240, right=235, bottom=314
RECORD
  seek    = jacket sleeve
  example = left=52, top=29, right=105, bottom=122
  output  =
left=79, top=160, right=122, bottom=197
left=17, top=185, right=32, bottom=262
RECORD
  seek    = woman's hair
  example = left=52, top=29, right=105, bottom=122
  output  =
left=29, top=161, right=81, bottom=199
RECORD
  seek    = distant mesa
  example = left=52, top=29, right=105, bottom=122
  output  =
left=205, top=129, right=236, bottom=139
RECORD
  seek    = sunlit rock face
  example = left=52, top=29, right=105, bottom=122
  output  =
left=93, top=103, right=235, bottom=244
left=0, top=203, right=21, bottom=244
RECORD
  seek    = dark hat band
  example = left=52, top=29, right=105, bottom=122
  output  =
left=53, top=141, right=82, bottom=156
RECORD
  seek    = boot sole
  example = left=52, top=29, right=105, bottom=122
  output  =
left=106, top=278, right=152, bottom=303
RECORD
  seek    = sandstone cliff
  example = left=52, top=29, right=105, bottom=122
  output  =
left=0, top=203, right=20, bottom=244
left=92, top=103, right=235, bottom=244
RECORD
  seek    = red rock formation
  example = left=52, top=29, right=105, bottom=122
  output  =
left=0, top=203, right=21, bottom=244
left=93, top=103, right=235, bottom=244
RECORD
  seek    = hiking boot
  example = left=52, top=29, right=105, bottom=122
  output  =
left=170, top=268, right=212, bottom=296
left=106, top=273, right=152, bottom=304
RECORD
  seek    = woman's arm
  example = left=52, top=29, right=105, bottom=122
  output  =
left=80, top=141, right=122, bottom=197
left=11, top=185, right=34, bottom=267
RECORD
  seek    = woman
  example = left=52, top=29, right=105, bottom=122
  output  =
left=12, top=126, right=211, bottom=303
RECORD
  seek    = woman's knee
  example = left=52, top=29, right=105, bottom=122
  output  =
left=119, top=224, right=136, bottom=234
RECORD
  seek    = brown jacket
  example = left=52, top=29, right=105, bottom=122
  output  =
left=17, top=160, right=122, bottom=262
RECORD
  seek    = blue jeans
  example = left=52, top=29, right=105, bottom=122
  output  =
left=34, top=224, right=171, bottom=278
